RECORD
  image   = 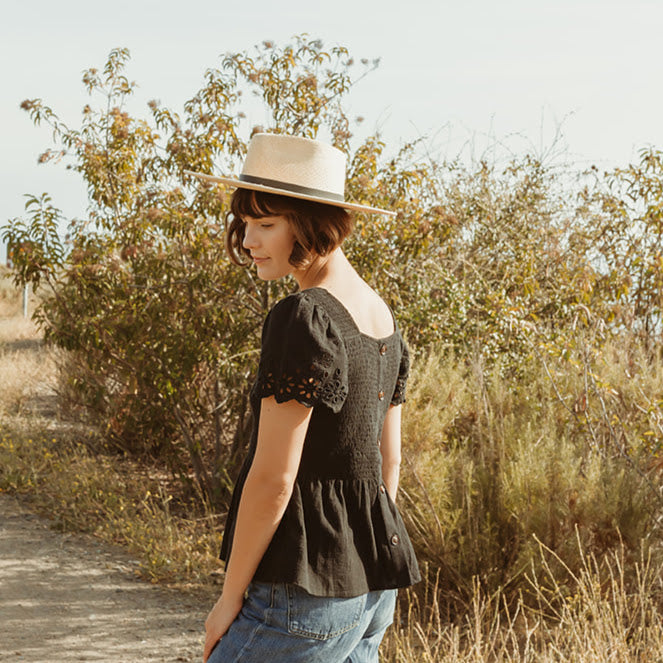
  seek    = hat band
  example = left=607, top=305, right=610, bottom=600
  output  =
left=239, top=174, right=345, bottom=203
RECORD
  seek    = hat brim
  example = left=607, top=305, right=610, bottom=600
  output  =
left=184, top=170, right=395, bottom=217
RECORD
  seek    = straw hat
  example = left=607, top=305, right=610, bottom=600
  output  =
left=184, top=133, right=394, bottom=216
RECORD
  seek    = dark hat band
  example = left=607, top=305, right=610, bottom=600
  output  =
left=239, top=174, right=345, bottom=203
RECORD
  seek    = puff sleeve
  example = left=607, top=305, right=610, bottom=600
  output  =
left=254, top=294, right=349, bottom=413
left=391, top=339, right=410, bottom=405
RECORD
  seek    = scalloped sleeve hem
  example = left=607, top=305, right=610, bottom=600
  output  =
left=255, top=293, right=349, bottom=413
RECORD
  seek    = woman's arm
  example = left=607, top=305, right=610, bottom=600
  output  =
left=203, top=396, right=312, bottom=662
left=379, top=404, right=403, bottom=502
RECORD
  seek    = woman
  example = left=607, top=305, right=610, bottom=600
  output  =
left=187, top=133, right=420, bottom=663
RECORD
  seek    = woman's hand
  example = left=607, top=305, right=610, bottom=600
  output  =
left=202, top=593, right=244, bottom=662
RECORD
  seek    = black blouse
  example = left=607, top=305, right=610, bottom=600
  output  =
left=220, top=287, right=420, bottom=597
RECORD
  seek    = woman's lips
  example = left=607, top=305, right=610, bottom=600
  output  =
left=253, top=256, right=269, bottom=264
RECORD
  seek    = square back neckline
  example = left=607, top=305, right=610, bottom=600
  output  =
left=302, top=287, right=398, bottom=342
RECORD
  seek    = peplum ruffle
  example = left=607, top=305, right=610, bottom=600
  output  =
left=254, top=477, right=420, bottom=597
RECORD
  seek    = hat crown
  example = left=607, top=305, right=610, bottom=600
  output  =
left=241, top=134, right=347, bottom=198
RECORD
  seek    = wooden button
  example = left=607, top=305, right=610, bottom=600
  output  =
left=379, top=485, right=386, bottom=494
left=378, top=391, right=385, bottom=400
left=379, top=343, right=387, bottom=355
left=390, top=534, right=400, bottom=546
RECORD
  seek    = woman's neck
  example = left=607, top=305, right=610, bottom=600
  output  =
left=293, top=248, right=355, bottom=292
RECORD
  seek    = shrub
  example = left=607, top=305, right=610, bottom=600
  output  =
left=400, top=338, right=663, bottom=614
left=2, top=41, right=446, bottom=504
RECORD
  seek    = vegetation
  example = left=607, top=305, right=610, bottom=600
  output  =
left=2, top=36, right=663, bottom=659
left=2, top=302, right=662, bottom=659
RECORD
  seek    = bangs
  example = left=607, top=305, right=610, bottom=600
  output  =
left=230, top=189, right=297, bottom=220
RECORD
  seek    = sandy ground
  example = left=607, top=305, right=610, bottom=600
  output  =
left=0, top=493, right=208, bottom=663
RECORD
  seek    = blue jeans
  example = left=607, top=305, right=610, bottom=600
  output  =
left=207, top=582, right=397, bottom=663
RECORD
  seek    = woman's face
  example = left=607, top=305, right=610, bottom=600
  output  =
left=242, top=215, right=297, bottom=280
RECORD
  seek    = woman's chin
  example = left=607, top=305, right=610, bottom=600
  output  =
left=255, top=266, right=279, bottom=281
left=255, top=262, right=291, bottom=281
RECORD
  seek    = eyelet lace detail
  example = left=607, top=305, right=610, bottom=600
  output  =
left=391, top=375, right=407, bottom=405
left=257, top=365, right=349, bottom=409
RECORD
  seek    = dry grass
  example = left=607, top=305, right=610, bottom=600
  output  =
left=0, top=324, right=54, bottom=417
left=381, top=543, right=663, bottom=661
left=399, top=340, right=663, bottom=617
left=0, top=276, right=57, bottom=419
left=0, top=268, right=21, bottom=316
left=2, top=270, right=663, bottom=658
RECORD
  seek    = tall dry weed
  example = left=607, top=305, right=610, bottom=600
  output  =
left=381, top=541, right=663, bottom=661
left=0, top=272, right=55, bottom=417
left=0, top=268, right=21, bottom=317
left=0, top=323, right=55, bottom=419
left=400, top=340, right=663, bottom=616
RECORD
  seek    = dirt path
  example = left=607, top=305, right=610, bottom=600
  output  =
left=0, top=493, right=208, bottom=662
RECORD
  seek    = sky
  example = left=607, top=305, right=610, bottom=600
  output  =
left=1, top=0, right=662, bottom=262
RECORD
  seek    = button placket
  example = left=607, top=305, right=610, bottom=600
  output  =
left=377, top=341, right=387, bottom=403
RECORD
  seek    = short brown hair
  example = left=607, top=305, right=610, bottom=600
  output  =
left=226, top=189, right=354, bottom=268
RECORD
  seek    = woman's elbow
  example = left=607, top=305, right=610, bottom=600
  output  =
left=381, top=455, right=401, bottom=472
left=245, top=468, right=295, bottom=507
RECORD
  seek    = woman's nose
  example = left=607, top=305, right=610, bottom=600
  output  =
left=243, top=224, right=258, bottom=249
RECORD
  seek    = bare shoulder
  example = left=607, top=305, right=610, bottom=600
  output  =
left=332, top=280, right=395, bottom=338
